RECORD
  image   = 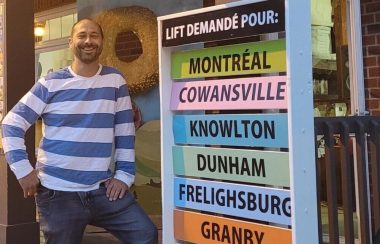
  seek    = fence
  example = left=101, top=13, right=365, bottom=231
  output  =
left=314, top=116, right=380, bottom=244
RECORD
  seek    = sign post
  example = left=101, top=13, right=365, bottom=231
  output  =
left=158, top=1, right=318, bottom=243
left=285, top=0, right=319, bottom=243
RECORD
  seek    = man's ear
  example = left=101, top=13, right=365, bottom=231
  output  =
left=68, top=37, right=73, bottom=47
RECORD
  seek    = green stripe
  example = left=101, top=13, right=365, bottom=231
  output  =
left=173, top=145, right=290, bottom=187
left=171, top=39, right=286, bottom=79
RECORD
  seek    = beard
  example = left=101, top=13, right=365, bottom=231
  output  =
left=74, top=43, right=103, bottom=64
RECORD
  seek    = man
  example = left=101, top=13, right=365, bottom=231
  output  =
left=1, top=19, right=157, bottom=244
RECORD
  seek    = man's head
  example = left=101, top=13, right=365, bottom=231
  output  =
left=69, top=19, right=104, bottom=65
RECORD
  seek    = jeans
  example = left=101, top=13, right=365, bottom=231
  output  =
left=35, top=184, right=158, bottom=244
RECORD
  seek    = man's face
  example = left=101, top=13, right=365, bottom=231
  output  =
left=69, top=20, right=103, bottom=64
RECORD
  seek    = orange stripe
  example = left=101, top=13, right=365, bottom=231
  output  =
left=174, top=209, right=292, bottom=244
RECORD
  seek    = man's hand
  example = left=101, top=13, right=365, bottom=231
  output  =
left=18, top=169, right=40, bottom=198
left=105, top=178, right=129, bottom=201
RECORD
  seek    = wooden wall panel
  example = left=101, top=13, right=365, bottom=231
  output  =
left=34, top=0, right=76, bottom=12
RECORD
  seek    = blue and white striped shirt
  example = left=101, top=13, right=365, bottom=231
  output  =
left=1, top=65, right=135, bottom=191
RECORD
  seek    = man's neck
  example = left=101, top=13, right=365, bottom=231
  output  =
left=70, top=60, right=100, bottom=77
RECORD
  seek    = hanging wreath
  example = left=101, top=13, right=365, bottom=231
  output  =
left=95, top=6, right=159, bottom=95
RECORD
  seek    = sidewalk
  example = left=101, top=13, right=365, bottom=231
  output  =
left=82, top=215, right=162, bottom=244
left=40, top=216, right=162, bottom=244
left=82, top=226, right=121, bottom=244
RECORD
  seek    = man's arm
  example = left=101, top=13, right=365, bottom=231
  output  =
left=1, top=80, right=49, bottom=197
left=107, top=82, right=135, bottom=201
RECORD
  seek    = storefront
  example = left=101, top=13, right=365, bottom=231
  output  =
left=0, top=0, right=379, bottom=243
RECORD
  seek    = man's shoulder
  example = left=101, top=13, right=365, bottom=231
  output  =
left=99, top=65, right=125, bottom=79
left=44, top=67, right=73, bottom=81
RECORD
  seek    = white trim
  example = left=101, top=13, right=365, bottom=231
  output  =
left=159, top=18, right=175, bottom=244
left=159, top=0, right=318, bottom=243
left=35, top=3, right=77, bottom=22
left=159, top=10, right=205, bottom=243
left=286, top=0, right=319, bottom=243
left=347, top=0, right=366, bottom=115
left=346, top=1, right=372, bottom=242
left=35, top=37, right=69, bottom=54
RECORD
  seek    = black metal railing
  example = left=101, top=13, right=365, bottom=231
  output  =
left=314, top=116, right=380, bottom=244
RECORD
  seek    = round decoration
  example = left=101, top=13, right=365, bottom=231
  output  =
left=95, top=6, right=159, bottom=95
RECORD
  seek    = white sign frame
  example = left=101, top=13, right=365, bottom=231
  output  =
left=158, top=1, right=318, bottom=243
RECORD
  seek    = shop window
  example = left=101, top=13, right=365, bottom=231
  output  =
left=206, top=0, right=360, bottom=118
left=35, top=3, right=77, bottom=79
left=42, top=21, right=49, bottom=41
left=312, top=0, right=351, bottom=117
left=34, top=4, right=77, bottom=161
left=35, top=12, right=77, bottom=43
left=36, top=49, right=73, bottom=79
left=49, top=17, right=62, bottom=40
left=61, top=14, right=75, bottom=37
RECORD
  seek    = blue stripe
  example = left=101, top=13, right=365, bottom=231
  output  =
left=12, top=103, right=39, bottom=124
left=115, top=161, right=135, bottom=175
left=39, top=164, right=113, bottom=185
left=5, top=149, right=27, bottom=164
left=115, top=136, right=134, bottom=149
left=115, top=110, right=133, bottom=124
left=43, top=113, right=115, bottom=128
left=99, top=66, right=124, bottom=77
left=31, top=82, right=49, bottom=103
left=44, top=68, right=73, bottom=81
left=40, top=138, right=113, bottom=157
left=49, top=87, right=117, bottom=103
left=1, top=124, right=25, bottom=138
left=118, top=84, right=129, bottom=98
left=173, top=114, right=289, bottom=148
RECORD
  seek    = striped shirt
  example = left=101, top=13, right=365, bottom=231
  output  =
left=1, top=65, right=135, bottom=191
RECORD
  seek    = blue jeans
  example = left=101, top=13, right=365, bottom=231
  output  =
left=36, top=184, right=158, bottom=244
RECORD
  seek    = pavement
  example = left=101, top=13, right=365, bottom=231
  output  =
left=82, top=226, right=121, bottom=244
left=40, top=215, right=162, bottom=244
left=82, top=215, right=162, bottom=244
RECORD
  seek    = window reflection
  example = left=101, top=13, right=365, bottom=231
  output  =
left=35, top=13, right=77, bottom=43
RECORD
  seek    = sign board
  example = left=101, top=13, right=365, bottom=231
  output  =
left=171, top=39, right=286, bottom=79
left=174, top=209, right=292, bottom=244
left=173, top=113, right=288, bottom=148
left=170, top=76, right=288, bottom=111
left=162, top=0, right=285, bottom=47
left=173, top=145, right=290, bottom=187
left=159, top=1, right=317, bottom=243
left=174, top=177, right=291, bottom=225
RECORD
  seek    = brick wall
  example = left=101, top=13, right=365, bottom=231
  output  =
left=361, top=0, right=380, bottom=115
left=114, top=31, right=143, bottom=63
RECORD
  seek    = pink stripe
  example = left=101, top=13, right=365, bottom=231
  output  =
left=170, top=76, right=288, bottom=110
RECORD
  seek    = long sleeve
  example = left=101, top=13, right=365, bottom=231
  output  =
left=113, top=82, right=136, bottom=188
left=1, top=80, right=49, bottom=179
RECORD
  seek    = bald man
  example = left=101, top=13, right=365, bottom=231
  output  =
left=1, top=19, right=157, bottom=244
